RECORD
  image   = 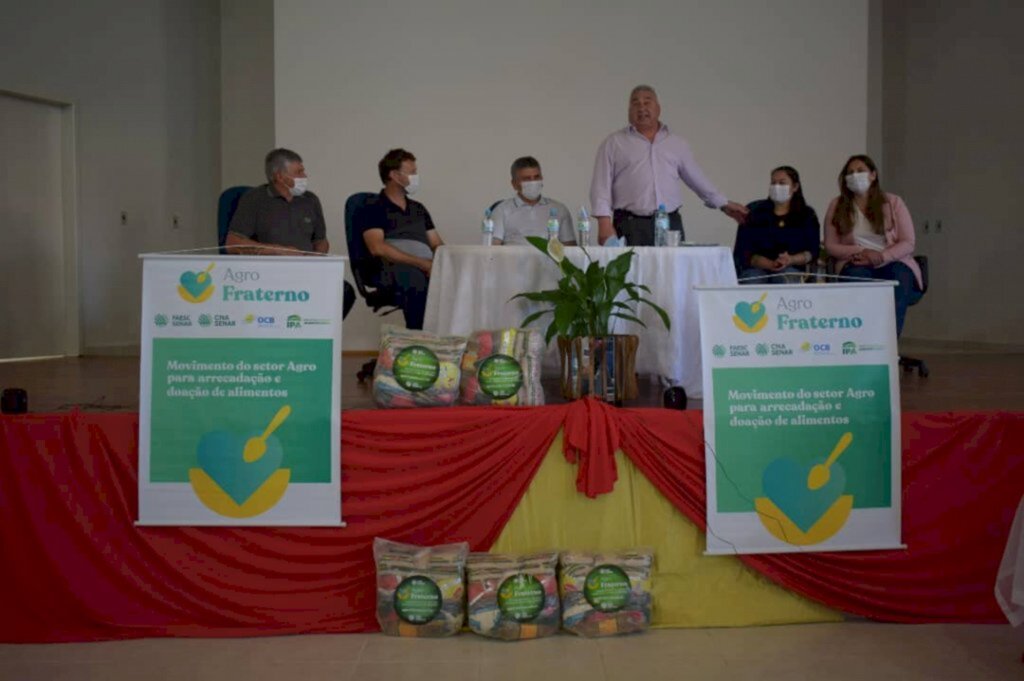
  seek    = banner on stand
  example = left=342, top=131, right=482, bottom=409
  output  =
left=138, top=255, right=344, bottom=526
left=697, top=283, right=901, bottom=554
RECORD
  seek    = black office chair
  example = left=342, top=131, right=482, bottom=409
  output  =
left=218, top=186, right=251, bottom=254
left=899, top=255, right=929, bottom=377
left=344, top=192, right=401, bottom=382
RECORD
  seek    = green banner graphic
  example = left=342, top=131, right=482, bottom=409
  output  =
left=138, top=256, right=344, bottom=526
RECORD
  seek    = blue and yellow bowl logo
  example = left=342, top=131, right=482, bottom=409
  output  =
left=178, top=263, right=216, bottom=304
left=732, top=292, right=768, bottom=333
left=755, top=432, right=854, bottom=545
left=189, top=405, right=292, bottom=518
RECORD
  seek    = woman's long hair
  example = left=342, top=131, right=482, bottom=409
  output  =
left=833, top=154, right=885, bottom=235
left=771, top=165, right=808, bottom=216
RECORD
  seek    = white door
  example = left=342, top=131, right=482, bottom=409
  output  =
left=889, top=4, right=1024, bottom=345
left=0, top=93, right=68, bottom=359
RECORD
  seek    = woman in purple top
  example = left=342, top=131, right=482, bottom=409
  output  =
left=733, top=165, right=820, bottom=284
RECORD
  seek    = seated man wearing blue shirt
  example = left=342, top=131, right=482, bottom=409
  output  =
left=355, top=148, right=444, bottom=330
left=491, top=156, right=575, bottom=245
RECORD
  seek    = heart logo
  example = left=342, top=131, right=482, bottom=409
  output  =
left=178, top=268, right=215, bottom=303
left=733, top=295, right=768, bottom=333
left=195, top=429, right=284, bottom=505
left=760, top=458, right=846, bottom=532
left=180, top=271, right=210, bottom=298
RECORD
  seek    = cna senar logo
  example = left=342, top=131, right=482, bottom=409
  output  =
left=732, top=293, right=768, bottom=333
left=177, top=263, right=216, bottom=303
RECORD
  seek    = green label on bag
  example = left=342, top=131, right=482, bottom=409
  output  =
left=584, top=565, right=631, bottom=613
left=394, top=575, right=442, bottom=624
left=478, top=354, right=523, bottom=399
left=497, top=573, right=544, bottom=621
left=393, top=346, right=440, bottom=392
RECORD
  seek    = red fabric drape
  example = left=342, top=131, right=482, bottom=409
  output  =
left=0, top=407, right=563, bottom=642
left=1, top=402, right=1022, bottom=642
left=612, top=405, right=1024, bottom=623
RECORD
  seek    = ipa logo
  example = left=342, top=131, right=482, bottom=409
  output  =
left=177, top=263, right=216, bottom=303
left=732, top=292, right=768, bottom=333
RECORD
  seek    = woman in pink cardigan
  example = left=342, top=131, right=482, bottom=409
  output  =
left=823, top=154, right=923, bottom=336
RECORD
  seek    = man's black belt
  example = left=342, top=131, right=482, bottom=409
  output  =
left=614, top=208, right=679, bottom=220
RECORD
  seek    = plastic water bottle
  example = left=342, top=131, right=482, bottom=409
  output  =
left=654, top=204, right=669, bottom=247
left=547, top=207, right=560, bottom=240
left=482, top=208, right=495, bottom=246
left=577, top=206, right=591, bottom=247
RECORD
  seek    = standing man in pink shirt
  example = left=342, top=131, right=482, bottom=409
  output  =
left=590, top=85, right=749, bottom=245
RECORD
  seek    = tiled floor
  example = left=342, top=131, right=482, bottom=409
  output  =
left=1, top=624, right=1021, bottom=680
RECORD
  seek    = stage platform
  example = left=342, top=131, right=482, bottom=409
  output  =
left=2, top=399, right=1022, bottom=643
left=2, top=350, right=1022, bottom=680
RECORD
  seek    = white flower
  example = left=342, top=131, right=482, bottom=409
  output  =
left=546, top=237, right=565, bottom=263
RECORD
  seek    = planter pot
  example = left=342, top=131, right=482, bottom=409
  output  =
left=556, top=335, right=639, bottom=403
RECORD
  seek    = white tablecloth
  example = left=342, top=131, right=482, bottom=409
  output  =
left=422, top=245, right=738, bottom=398
left=997, top=494, right=1024, bottom=626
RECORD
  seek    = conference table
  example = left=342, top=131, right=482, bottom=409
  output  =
left=422, top=244, right=738, bottom=398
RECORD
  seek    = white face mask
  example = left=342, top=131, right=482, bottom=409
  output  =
left=288, top=176, right=308, bottom=197
left=845, top=171, right=872, bottom=195
left=403, top=173, right=420, bottom=196
left=769, top=184, right=791, bottom=204
left=520, top=181, right=543, bottom=201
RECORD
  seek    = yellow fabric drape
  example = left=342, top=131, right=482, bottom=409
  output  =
left=491, top=432, right=841, bottom=627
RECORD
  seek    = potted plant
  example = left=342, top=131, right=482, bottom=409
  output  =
left=511, top=237, right=670, bottom=403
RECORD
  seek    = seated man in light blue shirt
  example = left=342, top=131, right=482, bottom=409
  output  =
left=491, top=156, right=576, bottom=245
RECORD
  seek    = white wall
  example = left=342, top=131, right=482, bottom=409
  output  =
left=866, top=0, right=884, bottom=161
left=275, top=0, right=869, bottom=349
left=221, top=0, right=275, bottom=188
left=0, top=0, right=221, bottom=353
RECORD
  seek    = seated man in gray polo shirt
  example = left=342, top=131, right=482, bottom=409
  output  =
left=227, top=148, right=354, bottom=316
left=355, top=148, right=444, bottom=330
left=491, top=156, right=575, bottom=246
left=226, top=148, right=329, bottom=255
